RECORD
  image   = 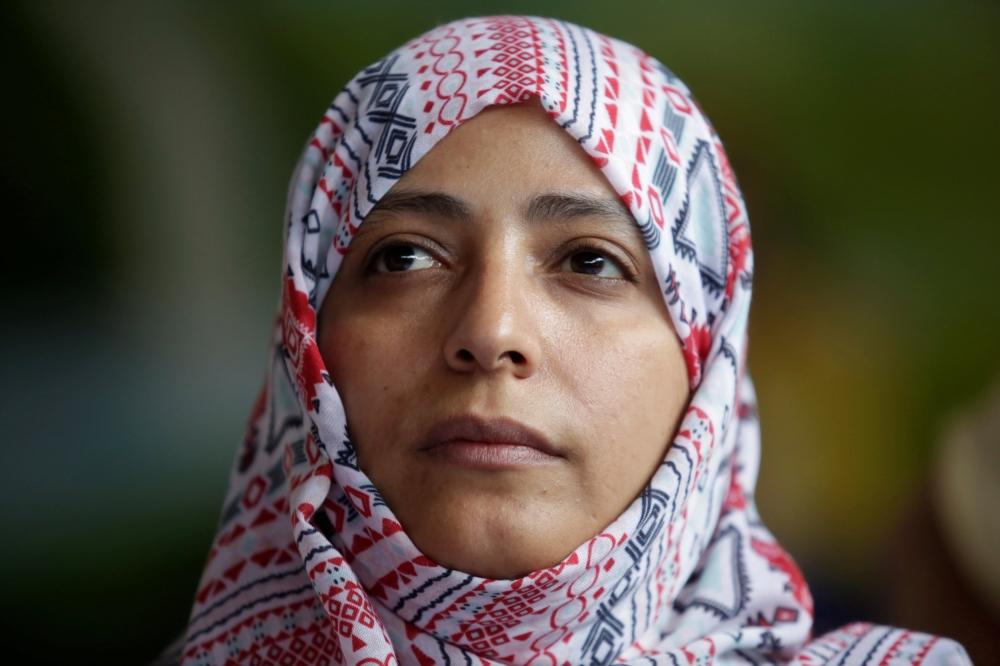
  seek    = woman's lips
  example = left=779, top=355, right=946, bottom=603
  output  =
left=420, top=416, right=561, bottom=469
left=430, top=442, right=556, bottom=467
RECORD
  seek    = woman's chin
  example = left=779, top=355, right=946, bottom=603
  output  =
left=400, top=497, right=586, bottom=580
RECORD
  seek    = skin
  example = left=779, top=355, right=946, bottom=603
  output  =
left=318, top=99, right=690, bottom=580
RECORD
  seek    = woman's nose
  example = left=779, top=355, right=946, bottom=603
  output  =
left=443, top=262, right=541, bottom=378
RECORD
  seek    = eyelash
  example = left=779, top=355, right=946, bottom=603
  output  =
left=365, top=238, right=445, bottom=275
left=365, top=239, right=636, bottom=281
left=556, top=241, right=636, bottom=281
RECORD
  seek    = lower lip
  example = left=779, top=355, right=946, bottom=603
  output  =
left=428, top=441, right=558, bottom=469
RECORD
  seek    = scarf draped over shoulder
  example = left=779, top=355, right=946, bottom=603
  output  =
left=178, top=16, right=970, bottom=666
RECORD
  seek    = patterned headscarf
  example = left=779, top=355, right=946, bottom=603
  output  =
left=178, top=17, right=969, bottom=666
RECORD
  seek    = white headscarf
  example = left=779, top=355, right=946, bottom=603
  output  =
left=178, top=16, right=970, bottom=666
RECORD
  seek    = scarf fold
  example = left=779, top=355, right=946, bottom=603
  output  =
left=180, top=16, right=969, bottom=666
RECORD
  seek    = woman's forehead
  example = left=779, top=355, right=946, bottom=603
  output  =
left=394, top=99, right=618, bottom=203
left=359, top=102, right=640, bottom=245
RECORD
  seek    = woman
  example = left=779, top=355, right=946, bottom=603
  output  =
left=173, top=17, right=970, bottom=665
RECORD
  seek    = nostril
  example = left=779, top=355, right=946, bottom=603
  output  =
left=508, top=351, right=525, bottom=364
left=457, top=349, right=475, bottom=362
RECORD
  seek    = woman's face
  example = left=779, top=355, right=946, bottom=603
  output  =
left=319, top=100, right=690, bottom=580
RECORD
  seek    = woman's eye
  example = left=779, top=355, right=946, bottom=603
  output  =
left=374, top=244, right=439, bottom=273
left=562, top=251, right=624, bottom=278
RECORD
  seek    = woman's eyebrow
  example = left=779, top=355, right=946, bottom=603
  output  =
left=525, top=194, right=640, bottom=237
left=366, top=190, right=473, bottom=223
left=363, top=191, right=640, bottom=240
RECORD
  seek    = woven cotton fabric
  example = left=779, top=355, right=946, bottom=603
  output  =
left=178, top=17, right=970, bottom=666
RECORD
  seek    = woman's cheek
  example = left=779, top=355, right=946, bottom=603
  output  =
left=577, top=322, right=685, bottom=500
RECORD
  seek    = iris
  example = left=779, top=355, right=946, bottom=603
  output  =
left=566, top=251, right=622, bottom=278
left=377, top=244, right=437, bottom=272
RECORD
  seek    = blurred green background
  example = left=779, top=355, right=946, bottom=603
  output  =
left=2, top=0, right=998, bottom=663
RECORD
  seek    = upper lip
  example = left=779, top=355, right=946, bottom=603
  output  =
left=419, top=415, right=561, bottom=457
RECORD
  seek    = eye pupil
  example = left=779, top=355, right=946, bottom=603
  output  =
left=383, top=245, right=417, bottom=272
left=570, top=252, right=605, bottom=275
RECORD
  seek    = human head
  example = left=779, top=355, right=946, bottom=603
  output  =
left=273, top=9, right=755, bottom=633
left=280, top=18, right=753, bottom=588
